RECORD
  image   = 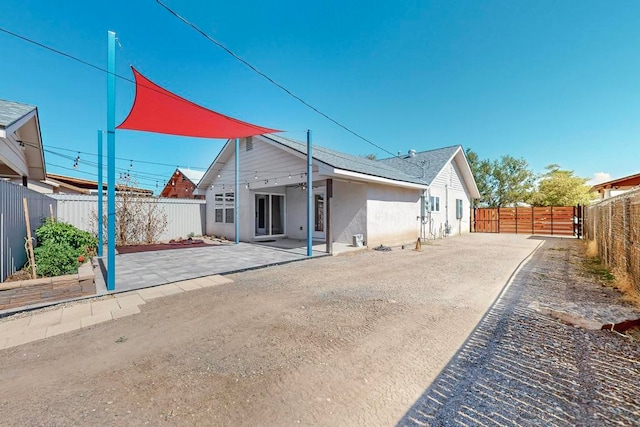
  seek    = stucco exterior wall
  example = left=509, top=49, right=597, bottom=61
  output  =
left=331, top=180, right=367, bottom=244
left=285, top=185, right=307, bottom=240
left=366, top=183, right=421, bottom=247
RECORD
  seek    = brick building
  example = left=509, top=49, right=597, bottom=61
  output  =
left=161, top=168, right=205, bottom=199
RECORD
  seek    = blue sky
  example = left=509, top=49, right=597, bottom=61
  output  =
left=2, top=1, right=639, bottom=191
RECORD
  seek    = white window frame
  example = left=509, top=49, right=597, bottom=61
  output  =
left=254, top=192, right=286, bottom=238
left=214, top=192, right=234, bottom=223
left=429, top=196, right=440, bottom=212
left=456, top=199, right=464, bottom=219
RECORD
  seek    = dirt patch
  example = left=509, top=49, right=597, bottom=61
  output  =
left=116, top=240, right=207, bottom=254
left=0, top=234, right=541, bottom=426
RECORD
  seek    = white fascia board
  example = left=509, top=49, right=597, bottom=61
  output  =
left=3, top=110, right=37, bottom=137
left=332, top=168, right=428, bottom=190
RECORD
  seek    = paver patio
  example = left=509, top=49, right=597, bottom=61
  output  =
left=103, top=242, right=327, bottom=292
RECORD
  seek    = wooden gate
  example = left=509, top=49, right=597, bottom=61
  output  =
left=472, top=206, right=582, bottom=237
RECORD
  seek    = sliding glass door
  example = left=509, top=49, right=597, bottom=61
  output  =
left=255, top=194, right=285, bottom=237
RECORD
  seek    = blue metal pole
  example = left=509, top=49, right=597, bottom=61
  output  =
left=235, top=137, right=239, bottom=244
left=107, top=31, right=116, bottom=291
left=306, top=130, right=313, bottom=257
left=97, top=130, right=104, bottom=257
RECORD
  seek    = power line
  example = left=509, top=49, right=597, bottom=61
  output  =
left=0, top=26, right=269, bottom=133
left=155, top=0, right=406, bottom=160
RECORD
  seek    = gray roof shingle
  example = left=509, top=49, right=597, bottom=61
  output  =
left=263, top=134, right=428, bottom=185
left=0, top=99, right=36, bottom=129
left=378, top=145, right=462, bottom=185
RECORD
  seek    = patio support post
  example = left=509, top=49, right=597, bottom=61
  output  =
left=326, top=178, right=332, bottom=255
left=306, top=130, right=313, bottom=257
left=235, top=137, right=239, bottom=244
left=106, top=30, right=116, bottom=291
left=97, top=130, right=104, bottom=257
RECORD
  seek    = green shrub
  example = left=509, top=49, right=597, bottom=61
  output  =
left=35, top=219, right=97, bottom=256
left=34, top=242, right=82, bottom=277
left=32, top=220, right=97, bottom=277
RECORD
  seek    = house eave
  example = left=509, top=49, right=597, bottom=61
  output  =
left=331, top=169, right=428, bottom=190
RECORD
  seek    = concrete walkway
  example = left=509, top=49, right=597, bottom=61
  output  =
left=106, top=242, right=326, bottom=292
left=0, top=274, right=233, bottom=350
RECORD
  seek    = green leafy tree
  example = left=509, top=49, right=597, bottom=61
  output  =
left=467, top=149, right=535, bottom=207
left=530, top=164, right=593, bottom=206
left=466, top=149, right=492, bottom=207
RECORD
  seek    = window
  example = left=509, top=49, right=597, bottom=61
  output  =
left=246, top=136, right=253, bottom=151
left=214, top=192, right=234, bottom=223
left=429, top=196, right=440, bottom=212
left=456, top=199, right=464, bottom=219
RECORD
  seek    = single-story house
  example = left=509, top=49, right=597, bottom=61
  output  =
left=161, top=168, right=205, bottom=199
left=196, top=134, right=479, bottom=249
left=0, top=99, right=46, bottom=184
left=590, top=172, right=640, bottom=200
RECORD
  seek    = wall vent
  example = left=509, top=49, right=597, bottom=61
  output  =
left=246, top=137, right=253, bottom=151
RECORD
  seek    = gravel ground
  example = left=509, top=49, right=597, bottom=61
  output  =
left=0, top=234, right=539, bottom=426
left=400, top=237, right=640, bottom=426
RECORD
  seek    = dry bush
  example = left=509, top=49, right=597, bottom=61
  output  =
left=612, top=269, right=640, bottom=308
left=585, top=239, right=598, bottom=258
left=89, top=178, right=168, bottom=246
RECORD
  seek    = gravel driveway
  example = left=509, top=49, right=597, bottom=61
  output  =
left=0, top=234, right=540, bottom=426
left=400, top=237, right=640, bottom=426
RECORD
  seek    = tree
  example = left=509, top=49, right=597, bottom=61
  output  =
left=530, top=164, right=593, bottom=206
left=90, top=176, right=168, bottom=245
left=466, top=149, right=536, bottom=207
left=361, top=153, right=377, bottom=160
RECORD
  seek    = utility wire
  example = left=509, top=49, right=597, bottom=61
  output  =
left=0, top=26, right=270, bottom=132
left=155, top=0, right=406, bottom=160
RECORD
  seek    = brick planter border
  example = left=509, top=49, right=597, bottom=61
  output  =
left=0, top=263, right=96, bottom=311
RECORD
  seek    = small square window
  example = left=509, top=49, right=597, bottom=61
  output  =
left=429, top=196, right=440, bottom=212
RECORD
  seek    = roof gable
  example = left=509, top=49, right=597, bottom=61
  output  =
left=378, top=145, right=461, bottom=185
left=0, top=100, right=36, bottom=130
left=177, top=168, right=205, bottom=185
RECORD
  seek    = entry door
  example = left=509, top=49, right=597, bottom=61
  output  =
left=255, top=195, right=267, bottom=236
left=313, top=190, right=326, bottom=240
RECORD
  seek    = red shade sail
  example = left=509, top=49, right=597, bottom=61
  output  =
left=117, top=67, right=280, bottom=138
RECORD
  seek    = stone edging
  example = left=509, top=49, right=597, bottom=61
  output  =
left=0, top=263, right=96, bottom=311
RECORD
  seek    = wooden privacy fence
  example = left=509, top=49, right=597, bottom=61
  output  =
left=473, top=206, right=582, bottom=237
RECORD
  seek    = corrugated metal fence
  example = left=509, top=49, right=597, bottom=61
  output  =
left=51, top=195, right=206, bottom=241
left=584, top=188, right=640, bottom=295
left=1, top=180, right=57, bottom=281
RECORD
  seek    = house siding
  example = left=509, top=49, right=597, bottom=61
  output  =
left=428, top=159, right=472, bottom=237
left=205, top=137, right=307, bottom=241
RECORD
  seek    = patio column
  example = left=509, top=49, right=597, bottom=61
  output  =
left=306, top=130, right=313, bottom=257
left=106, top=30, right=116, bottom=291
left=326, top=178, right=332, bottom=255
left=97, top=130, right=104, bottom=257
left=235, top=137, right=239, bottom=244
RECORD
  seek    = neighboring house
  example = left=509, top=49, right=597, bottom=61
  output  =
left=161, top=168, right=205, bottom=199
left=196, top=134, right=479, bottom=249
left=0, top=99, right=46, bottom=184
left=590, top=172, right=640, bottom=200
left=23, top=173, right=153, bottom=196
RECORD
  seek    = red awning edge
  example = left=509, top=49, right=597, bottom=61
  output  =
left=117, top=67, right=281, bottom=138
